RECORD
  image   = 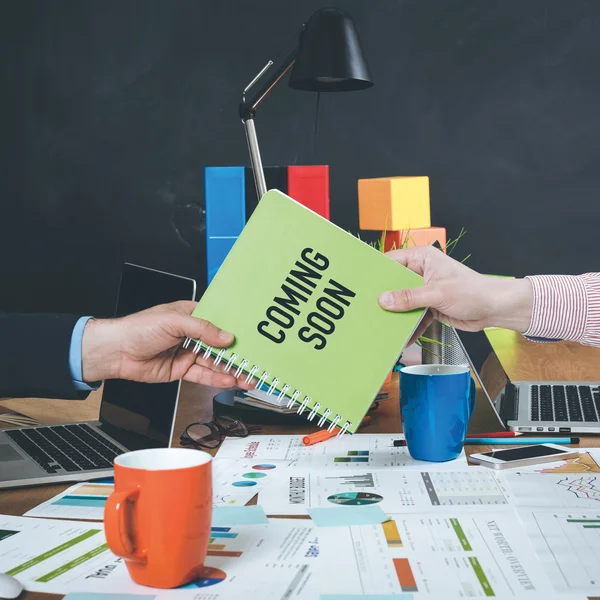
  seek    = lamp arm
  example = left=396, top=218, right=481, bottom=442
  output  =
left=239, top=49, right=297, bottom=200
left=239, top=49, right=298, bottom=120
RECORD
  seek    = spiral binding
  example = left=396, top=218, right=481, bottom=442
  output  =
left=183, top=338, right=351, bottom=435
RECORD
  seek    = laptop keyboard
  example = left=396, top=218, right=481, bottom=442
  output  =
left=6, top=423, right=122, bottom=474
left=530, top=384, right=600, bottom=422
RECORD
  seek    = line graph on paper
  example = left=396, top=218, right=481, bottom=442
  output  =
left=502, top=472, right=600, bottom=508
left=557, top=476, right=600, bottom=502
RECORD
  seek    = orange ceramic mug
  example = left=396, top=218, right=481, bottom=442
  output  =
left=104, top=448, right=212, bottom=589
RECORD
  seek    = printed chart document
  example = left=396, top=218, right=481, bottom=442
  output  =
left=24, top=481, right=113, bottom=521
left=216, top=434, right=469, bottom=470
left=500, top=472, right=600, bottom=508
left=0, top=515, right=320, bottom=599
left=212, top=458, right=292, bottom=507
left=24, top=458, right=284, bottom=520
left=499, top=466, right=600, bottom=595
left=516, top=509, right=600, bottom=596
left=317, top=511, right=553, bottom=597
left=260, top=467, right=512, bottom=516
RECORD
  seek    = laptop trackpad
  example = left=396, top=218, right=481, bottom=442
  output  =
left=0, top=444, right=26, bottom=462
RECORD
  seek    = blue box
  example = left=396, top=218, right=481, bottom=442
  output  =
left=206, top=236, right=238, bottom=283
left=205, top=167, right=246, bottom=282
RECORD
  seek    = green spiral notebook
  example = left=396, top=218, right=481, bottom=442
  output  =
left=189, top=189, right=425, bottom=433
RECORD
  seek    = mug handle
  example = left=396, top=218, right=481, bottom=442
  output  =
left=104, top=488, right=147, bottom=564
left=468, top=377, right=476, bottom=419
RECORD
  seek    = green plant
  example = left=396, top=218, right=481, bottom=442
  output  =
left=380, top=226, right=471, bottom=263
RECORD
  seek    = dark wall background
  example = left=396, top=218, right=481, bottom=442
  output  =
left=1, top=0, right=599, bottom=316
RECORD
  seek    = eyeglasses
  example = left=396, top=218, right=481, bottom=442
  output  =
left=180, top=416, right=260, bottom=450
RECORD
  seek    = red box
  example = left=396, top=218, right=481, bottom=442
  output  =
left=383, top=227, right=446, bottom=253
left=287, top=166, right=330, bottom=220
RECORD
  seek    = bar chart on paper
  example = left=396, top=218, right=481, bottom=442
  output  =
left=208, top=527, right=244, bottom=558
left=306, top=434, right=468, bottom=469
left=519, top=510, right=600, bottom=594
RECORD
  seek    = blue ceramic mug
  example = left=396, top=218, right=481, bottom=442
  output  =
left=400, top=365, right=475, bottom=462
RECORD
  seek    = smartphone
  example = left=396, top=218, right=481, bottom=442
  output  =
left=469, top=444, right=579, bottom=470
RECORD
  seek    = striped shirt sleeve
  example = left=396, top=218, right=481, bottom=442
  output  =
left=523, top=273, right=600, bottom=348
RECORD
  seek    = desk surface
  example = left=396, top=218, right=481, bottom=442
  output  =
left=1, top=331, right=599, bottom=599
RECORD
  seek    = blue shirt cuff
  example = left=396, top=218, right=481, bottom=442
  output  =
left=69, top=316, right=101, bottom=391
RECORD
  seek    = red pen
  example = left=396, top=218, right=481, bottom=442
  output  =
left=466, top=432, right=522, bottom=438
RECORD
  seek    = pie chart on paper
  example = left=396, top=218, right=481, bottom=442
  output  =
left=327, top=492, right=384, bottom=506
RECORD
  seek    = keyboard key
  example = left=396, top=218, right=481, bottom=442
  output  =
left=579, top=386, right=598, bottom=422
left=552, top=386, right=568, bottom=422
left=593, top=387, right=600, bottom=418
left=530, top=386, right=540, bottom=420
left=566, top=386, right=583, bottom=421
left=539, top=385, right=553, bottom=421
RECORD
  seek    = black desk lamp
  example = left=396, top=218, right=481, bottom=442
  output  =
left=239, top=7, right=373, bottom=200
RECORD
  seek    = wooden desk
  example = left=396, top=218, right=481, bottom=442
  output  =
left=1, top=333, right=599, bottom=599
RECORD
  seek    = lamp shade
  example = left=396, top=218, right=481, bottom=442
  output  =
left=289, top=7, right=373, bottom=92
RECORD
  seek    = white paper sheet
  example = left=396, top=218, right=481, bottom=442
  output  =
left=516, top=508, right=600, bottom=595
left=500, top=471, right=600, bottom=508
left=259, top=467, right=513, bottom=515
left=317, top=511, right=553, bottom=597
left=0, top=514, right=320, bottom=599
left=216, top=434, right=469, bottom=470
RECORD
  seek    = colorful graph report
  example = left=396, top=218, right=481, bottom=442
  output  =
left=517, top=509, right=600, bottom=595
left=317, top=511, right=552, bottom=597
left=260, top=468, right=510, bottom=515
left=25, top=458, right=285, bottom=517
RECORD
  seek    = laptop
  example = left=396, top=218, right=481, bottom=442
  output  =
left=0, top=262, right=196, bottom=489
left=454, top=328, right=600, bottom=434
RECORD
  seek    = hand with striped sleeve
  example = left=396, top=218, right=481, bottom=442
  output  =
left=377, top=246, right=600, bottom=349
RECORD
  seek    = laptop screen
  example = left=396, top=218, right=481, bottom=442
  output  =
left=454, top=329, right=511, bottom=409
left=98, top=263, right=196, bottom=450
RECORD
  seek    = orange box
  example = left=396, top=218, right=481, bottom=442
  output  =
left=358, top=176, right=430, bottom=231
left=383, top=227, right=446, bottom=253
